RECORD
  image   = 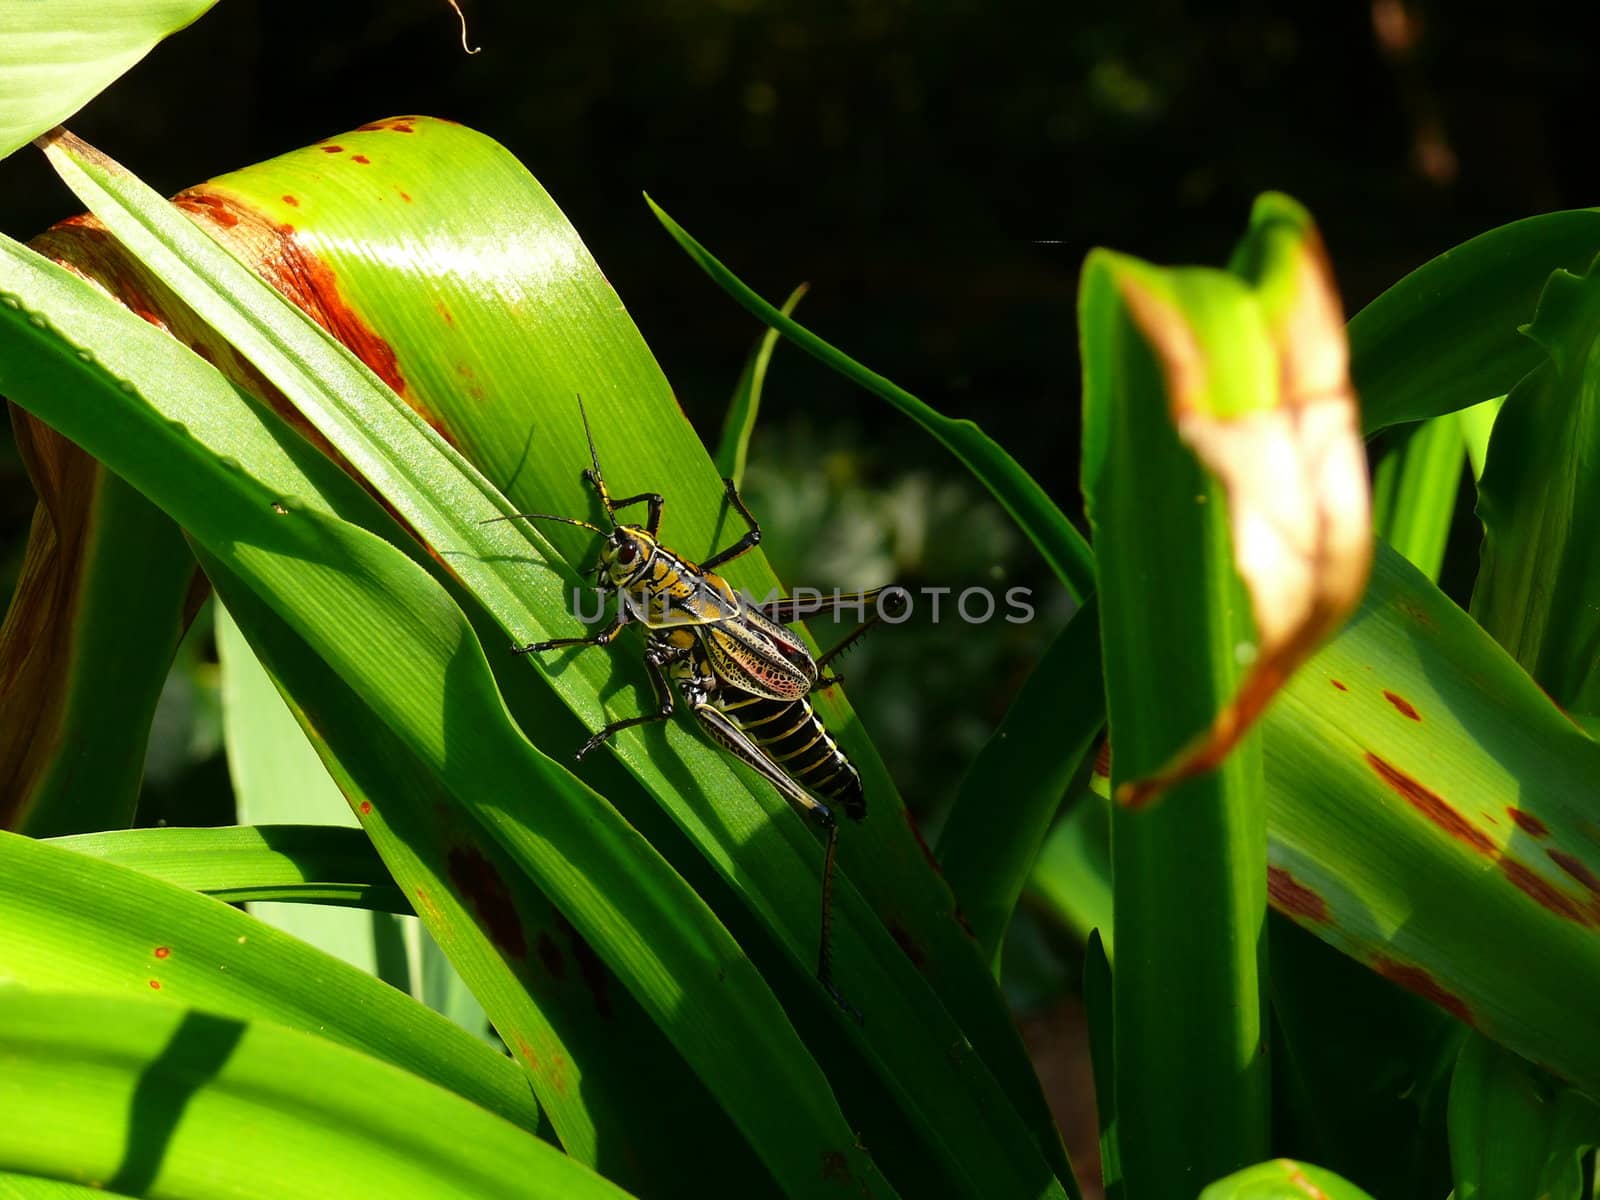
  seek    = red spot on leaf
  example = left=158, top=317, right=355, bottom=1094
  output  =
left=351, top=154, right=371, bottom=164
left=358, top=800, right=372, bottom=816
left=153, top=946, right=171, bottom=959
left=1372, top=955, right=1471, bottom=1024
left=446, top=847, right=527, bottom=958
left=1365, top=753, right=1492, bottom=854
left=821, top=1151, right=853, bottom=1185
left=1508, top=808, right=1550, bottom=838
left=435, top=301, right=456, bottom=326
left=1268, top=866, right=1330, bottom=922
left=1549, top=849, right=1600, bottom=896
left=1330, top=679, right=1348, bottom=691
left=903, top=807, right=943, bottom=877
left=514, top=1036, right=537, bottom=1070
left=1383, top=690, right=1421, bottom=720
left=535, top=932, right=567, bottom=980
left=414, top=886, right=442, bottom=924
left=282, top=194, right=300, bottom=207
left=148, top=979, right=162, bottom=990
left=1499, top=857, right=1590, bottom=924
left=887, top=919, right=927, bottom=969
left=321, top=144, right=344, bottom=153
left=398, top=190, right=413, bottom=203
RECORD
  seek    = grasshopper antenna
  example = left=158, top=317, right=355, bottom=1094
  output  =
left=480, top=512, right=605, bottom=533
left=575, top=393, right=618, bottom=525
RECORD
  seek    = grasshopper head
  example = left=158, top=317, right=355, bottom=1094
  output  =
left=596, top=525, right=655, bottom=588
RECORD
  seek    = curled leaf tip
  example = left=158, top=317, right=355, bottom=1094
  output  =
left=1119, top=217, right=1372, bottom=808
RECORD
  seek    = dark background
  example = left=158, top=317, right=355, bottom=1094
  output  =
left=2, top=0, right=1596, bottom=813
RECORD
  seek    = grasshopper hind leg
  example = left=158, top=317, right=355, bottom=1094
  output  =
left=687, top=694, right=864, bottom=1023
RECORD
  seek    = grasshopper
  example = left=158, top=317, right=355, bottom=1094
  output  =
left=492, top=399, right=897, bottom=1018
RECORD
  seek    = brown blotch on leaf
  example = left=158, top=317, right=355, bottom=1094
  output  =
left=173, top=192, right=239, bottom=228
left=282, top=194, right=300, bottom=207
left=1507, top=808, right=1550, bottom=838
left=446, top=847, right=528, bottom=959
left=1365, top=752, right=1493, bottom=855
left=1549, top=849, right=1600, bottom=896
left=358, top=800, right=372, bottom=816
left=820, top=1151, right=852, bottom=1185
left=351, top=154, right=371, bottom=164
left=903, top=806, right=943, bottom=877
left=1267, top=866, right=1330, bottom=923
left=1331, top=679, right=1348, bottom=691
left=1500, top=857, right=1590, bottom=925
left=321, top=144, right=344, bottom=153
left=1372, top=954, right=1472, bottom=1024
left=148, top=979, right=162, bottom=990
left=1093, top=737, right=1112, bottom=778
left=398, top=190, right=413, bottom=203
left=171, top=187, right=410, bottom=399
left=1382, top=690, right=1421, bottom=720
left=535, top=932, right=567, bottom=980
left=887, top=919, right=927, bottom=969
left=153, top=946, right=171, bottom=959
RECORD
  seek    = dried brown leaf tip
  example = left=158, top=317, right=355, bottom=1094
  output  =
left=1119, top=217, right=1372, bottom=807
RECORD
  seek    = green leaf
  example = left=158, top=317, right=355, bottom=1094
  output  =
left=1029, top=789, right=1113, bottom=956
left=1079, top=245, right=1270, bottom=1196
left=1371, top=415, right=1465, bottom=583
left=1449, top=1034, right=1600, bottom=1200
left=1, top=444, right=195, bottom=834
left=1472, top=256, right=1600, bottom=721
left=0, top=829, right=544, bottom=1136
left=201, top=550, right=767, bottom=1190
left=1081, top=931, right=1123, bottom=1200
left=1460, top=396, right=1504, bottom=480
left=0, top=991, right=629, bottom=1199
left=1349, top=209, right=1600, bottom=432
left=1267, top=542, right=1600, bottom=1100
left=1268, top=915, right=1460, bottom=1200
left=0, top=239, right=888, bottom=1198
left=648, top=194, right=1096, bottom=601
left=217, top=599, right=411, bottom=987
left=0, top=1173, right=118, bottom=1198
left=29, top=123, right=1073, bottom=1196
left=716, top=281, right=807, bottom=486
left=1198, top=1160, right=1377, bottom=1200
left=937, top=594, right=1103, bottom=967
left=0, top=1, right=219, bottom=160
left=47, top=824, right=408, bottom=911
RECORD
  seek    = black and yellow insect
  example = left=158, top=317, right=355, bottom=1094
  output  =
left=494, top=399, right=895, bottom=1017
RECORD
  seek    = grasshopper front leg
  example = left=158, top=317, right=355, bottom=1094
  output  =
left=513, top=606, right=628, bottom=656
left=572, top=642, right=686, bottom=759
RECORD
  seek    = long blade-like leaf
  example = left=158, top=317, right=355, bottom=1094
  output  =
left=0, top=991, right=629, bottom=1200
left=0, top=2, right=219, bottom=159
left=30, top=123, right=1073, bottom=1196
left=0, top=829, right=542, bottom=1135
left=0, top=238, right=891, bottom=1198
